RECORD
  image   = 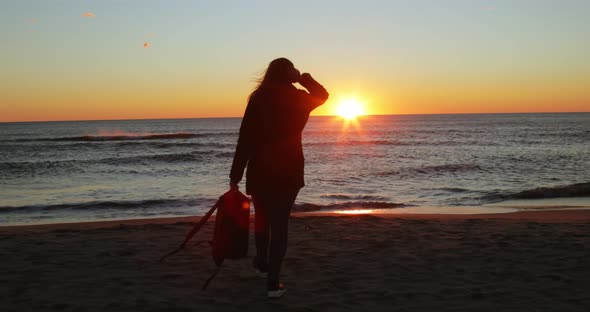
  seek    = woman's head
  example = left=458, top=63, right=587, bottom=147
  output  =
left=259, top=57, right=300, bottom=86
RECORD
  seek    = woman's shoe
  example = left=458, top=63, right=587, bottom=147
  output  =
left=253, top=267, right=268, bottom=278
left=252, top=258, right=268, bottom=278
left=267, top=283, right=286, bottom=299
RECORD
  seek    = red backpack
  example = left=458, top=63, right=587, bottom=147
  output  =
left=160, top=189, right=251, bottom=289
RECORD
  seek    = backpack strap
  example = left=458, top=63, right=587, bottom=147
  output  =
left=201, top=266, right=221, bottom=290
left=158, top=198, right=220, bottom=263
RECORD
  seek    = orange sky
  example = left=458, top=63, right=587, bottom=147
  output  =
left=3, top=69, right=586, bottom=122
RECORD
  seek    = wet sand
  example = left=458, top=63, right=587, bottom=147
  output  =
left=2, top=210, right=590, bottom=311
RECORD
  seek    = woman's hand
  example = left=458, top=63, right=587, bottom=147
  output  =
left=299, top=73, right=312, bottom=84
left=298, top=73, right=317, bottom=89
left=229, top=181, right=239, bottom=191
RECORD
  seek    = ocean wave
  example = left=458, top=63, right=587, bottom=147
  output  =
left=438, top=187, right=471, bottom=193
left=0, top=199, right=406, bottom=214
left=319, top=194, right=390, bottom=201
left=0, top=198, right=212, bottom=213
left=99, top=153, right=205, bottom=165
left=13, top=132, right=235, bottom=142
left=0, top=159, right=84, bottom=177
left=481, top=182, right=590, bottom=202
left=293, top=201, right=406, bottom=212
left=99, top=151, right=234, bottom=164
left=3, top=184, right=587, bottom=216
left=66, top=141, right=233, bottom=149
left=510, top=182, right=590, bottom=199
left=305, top=140, right=408, bottom=146
left=377, top=164, right=482, bottom=177
left=0, top=151, right=234, bottom=176
left=0, top=142, right=235, bottom=156
left=305, top=139, right=498, bottom=147
left=132, top=141, right=232, bottom=149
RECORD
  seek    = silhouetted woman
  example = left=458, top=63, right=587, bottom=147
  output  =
left=230, top=58, right=328, bottom=298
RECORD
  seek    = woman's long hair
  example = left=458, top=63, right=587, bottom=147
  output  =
left=251, top=58, right=295, bottom=97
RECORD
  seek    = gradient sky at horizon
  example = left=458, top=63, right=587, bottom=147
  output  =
left=1, top=0, right=589, bottom=122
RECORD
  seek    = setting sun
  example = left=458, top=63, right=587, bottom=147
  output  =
left=335, top=98, right=365, bottom=120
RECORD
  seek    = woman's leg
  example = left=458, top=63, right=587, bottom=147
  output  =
left=267, top=189, right=299, bottom=289
left=252, top=195, right=270, bottom=270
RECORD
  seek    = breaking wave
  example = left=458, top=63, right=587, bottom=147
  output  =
left=510, top=182, right=590, bottom=199
left=293, top=201, right=407, bottom=212
left=482, top=182, right=590, bottom=202
left=0, top=199, right=407, bottom=215
left=320, top=194, right=390, bottom=201
left=0, top=198, right=213, bottom=213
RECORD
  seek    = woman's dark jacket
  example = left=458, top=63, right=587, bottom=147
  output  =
left=230, top=75, right=329, bottom=195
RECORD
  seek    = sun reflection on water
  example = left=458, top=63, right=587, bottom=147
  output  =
left=334, top=209, right=374, bottom=215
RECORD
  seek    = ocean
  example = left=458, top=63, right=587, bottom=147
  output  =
left=1, top=113, right=589, bottom=225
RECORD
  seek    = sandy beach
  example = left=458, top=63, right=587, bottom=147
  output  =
left=2, top=210, right=590, bottom=312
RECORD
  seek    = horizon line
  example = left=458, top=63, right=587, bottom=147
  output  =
left=1, top=111, right=589, bottom=124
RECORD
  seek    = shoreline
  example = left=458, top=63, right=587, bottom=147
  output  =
left=2, top=196, right=589, bottom=230
left=3, top=197, right=589, bottom=229
left=2, top=208, right=590, bottom=234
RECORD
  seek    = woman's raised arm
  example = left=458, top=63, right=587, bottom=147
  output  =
left=298, top=73, right=329, bottom=111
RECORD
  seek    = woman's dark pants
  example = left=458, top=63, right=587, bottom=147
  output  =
left=251, top=189, right=299, bottom=289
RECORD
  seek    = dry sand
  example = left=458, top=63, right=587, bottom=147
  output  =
left=1, top=210, right=590, bottom=311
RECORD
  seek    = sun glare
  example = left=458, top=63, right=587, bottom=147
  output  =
left=335, top=99, right=364, bottom=120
